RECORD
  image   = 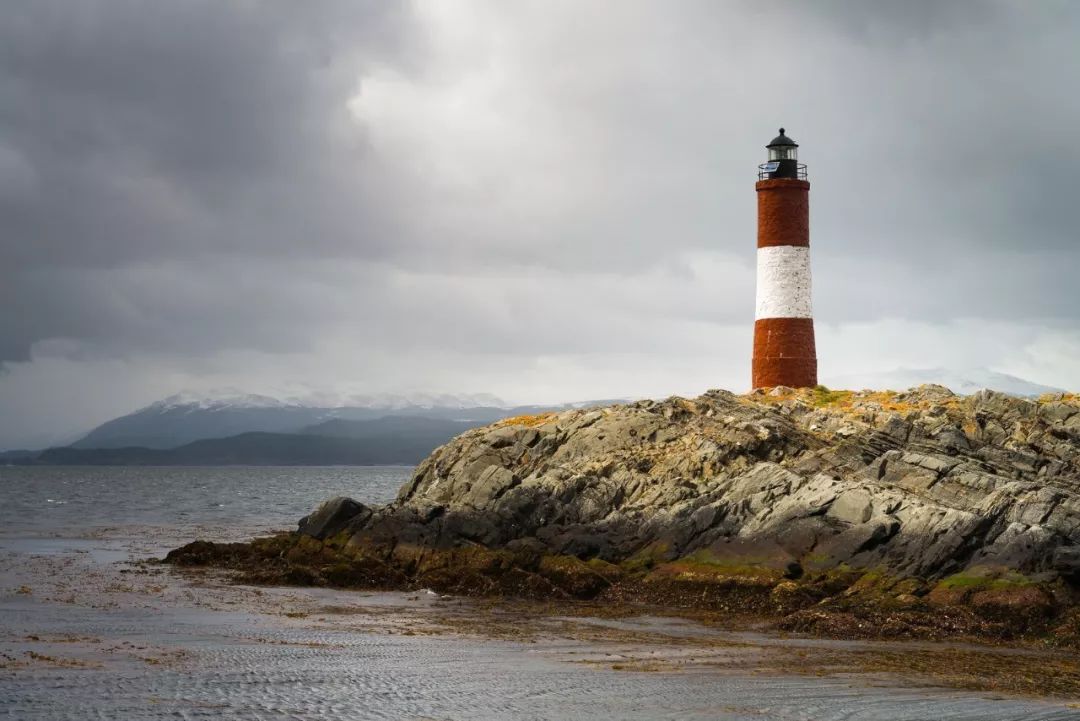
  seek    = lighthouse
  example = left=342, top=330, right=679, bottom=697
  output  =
left=752, top=128, right=818, bottom=389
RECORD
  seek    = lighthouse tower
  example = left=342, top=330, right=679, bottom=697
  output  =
left=752, top=128, right=817, bottom=389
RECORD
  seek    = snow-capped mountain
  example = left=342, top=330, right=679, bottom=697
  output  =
left=147, top=389, right=303, bottom=412
left=73, top=400, right=328, bottom=450
left=823, top=368, right=1064, bottom=398
left=142, top=389, right=510, bottom=415
left=70, top=389, right=544, bottom=450
left=279, top=391, right=508, bottom=410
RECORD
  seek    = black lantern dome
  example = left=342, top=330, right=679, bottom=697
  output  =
left=767, top=128, right=798, bottom=153
left=759, top=127, right=807, bottom=180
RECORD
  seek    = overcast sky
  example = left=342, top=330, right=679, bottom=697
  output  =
left=2, top=0, right=1079, bottom=448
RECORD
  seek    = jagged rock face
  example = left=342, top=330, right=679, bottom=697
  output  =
left=298, top=497, right=371, bottom=540
left=348, top=386, right=1080, bottom=584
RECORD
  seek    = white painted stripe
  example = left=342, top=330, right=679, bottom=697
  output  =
left=755, top=246, right=813, bottom=319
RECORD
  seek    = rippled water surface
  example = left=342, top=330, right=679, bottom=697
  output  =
left=2, top=466, right=1079, bottom=720
left=0, top=465, right=408, bottom=547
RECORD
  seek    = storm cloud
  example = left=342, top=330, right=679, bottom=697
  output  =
left=2, top=1, right=1079, bottom=448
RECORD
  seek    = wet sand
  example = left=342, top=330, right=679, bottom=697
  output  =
left=3, top=524, right=1080, bottom=720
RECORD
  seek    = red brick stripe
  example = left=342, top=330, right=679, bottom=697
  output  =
left=752, top=317, right=818, bottom=389
left=756, top=178, right=809, bottom=249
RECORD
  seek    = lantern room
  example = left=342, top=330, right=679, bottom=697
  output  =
left=758, top=128, right=807, bottom=180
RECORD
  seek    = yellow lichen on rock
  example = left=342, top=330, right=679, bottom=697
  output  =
left=497, top=412, right=557, bottom=428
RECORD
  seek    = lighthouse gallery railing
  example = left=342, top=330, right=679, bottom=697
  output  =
left=757, top=163, right=808, bottom=181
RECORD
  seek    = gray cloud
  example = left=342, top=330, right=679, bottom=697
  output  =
left=1, top=0, right=1079, bottom=446
left=0, top=0, right=421, bottom=360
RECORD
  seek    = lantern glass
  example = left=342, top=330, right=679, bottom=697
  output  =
left=769, top=145, right=797, bottom=161
left=773, top=144, right=799, bottom=160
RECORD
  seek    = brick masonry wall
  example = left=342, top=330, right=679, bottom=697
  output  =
left=753, top=177, right=816, bottom=388
left=752, top=318, right=818, bottom=388
left=756, top=178, right=809, bottom=249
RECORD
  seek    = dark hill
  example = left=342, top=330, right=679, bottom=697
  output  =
left=300, top=416, right=480, bottom=442
left=36, top=427, right=456, bottom=466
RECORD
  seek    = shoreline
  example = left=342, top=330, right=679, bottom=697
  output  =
left=3, top=525, right=1080, bottom=717
left=161, top=530, right=1080, bottom=700
left=166, top=528, right=1080, bottom=649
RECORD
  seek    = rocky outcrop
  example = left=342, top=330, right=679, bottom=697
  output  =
left=355, top=386, right=1080, bottom=579
left=168, top=386, right=1080, bottom=642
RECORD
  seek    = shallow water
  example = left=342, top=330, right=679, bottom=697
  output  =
left=7, top=593, right=1077, bottom=721
left=1, top=466, right=1078, bottom=720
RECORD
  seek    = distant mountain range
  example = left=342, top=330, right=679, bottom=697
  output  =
left=0, top=449, right=39, bottom=464
left=36, top=418, right=483, bottom=466
left=823, top=368, right=1063, bottom=398
left=70, top=390, right=574, bottom=450
left=9, top=390, right=620, bottom=466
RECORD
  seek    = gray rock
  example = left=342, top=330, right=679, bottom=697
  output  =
left=1040, top=402, right=1077, bottom=424
left=298, top=497, right=371, bottom=540
left=483, top=426, right=521, bottom=448
left=807, top=516, right=899, bottom=570
left=826, top=488, right=874, bottom=525
left=1053, top=546, right=1080, bottom=576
